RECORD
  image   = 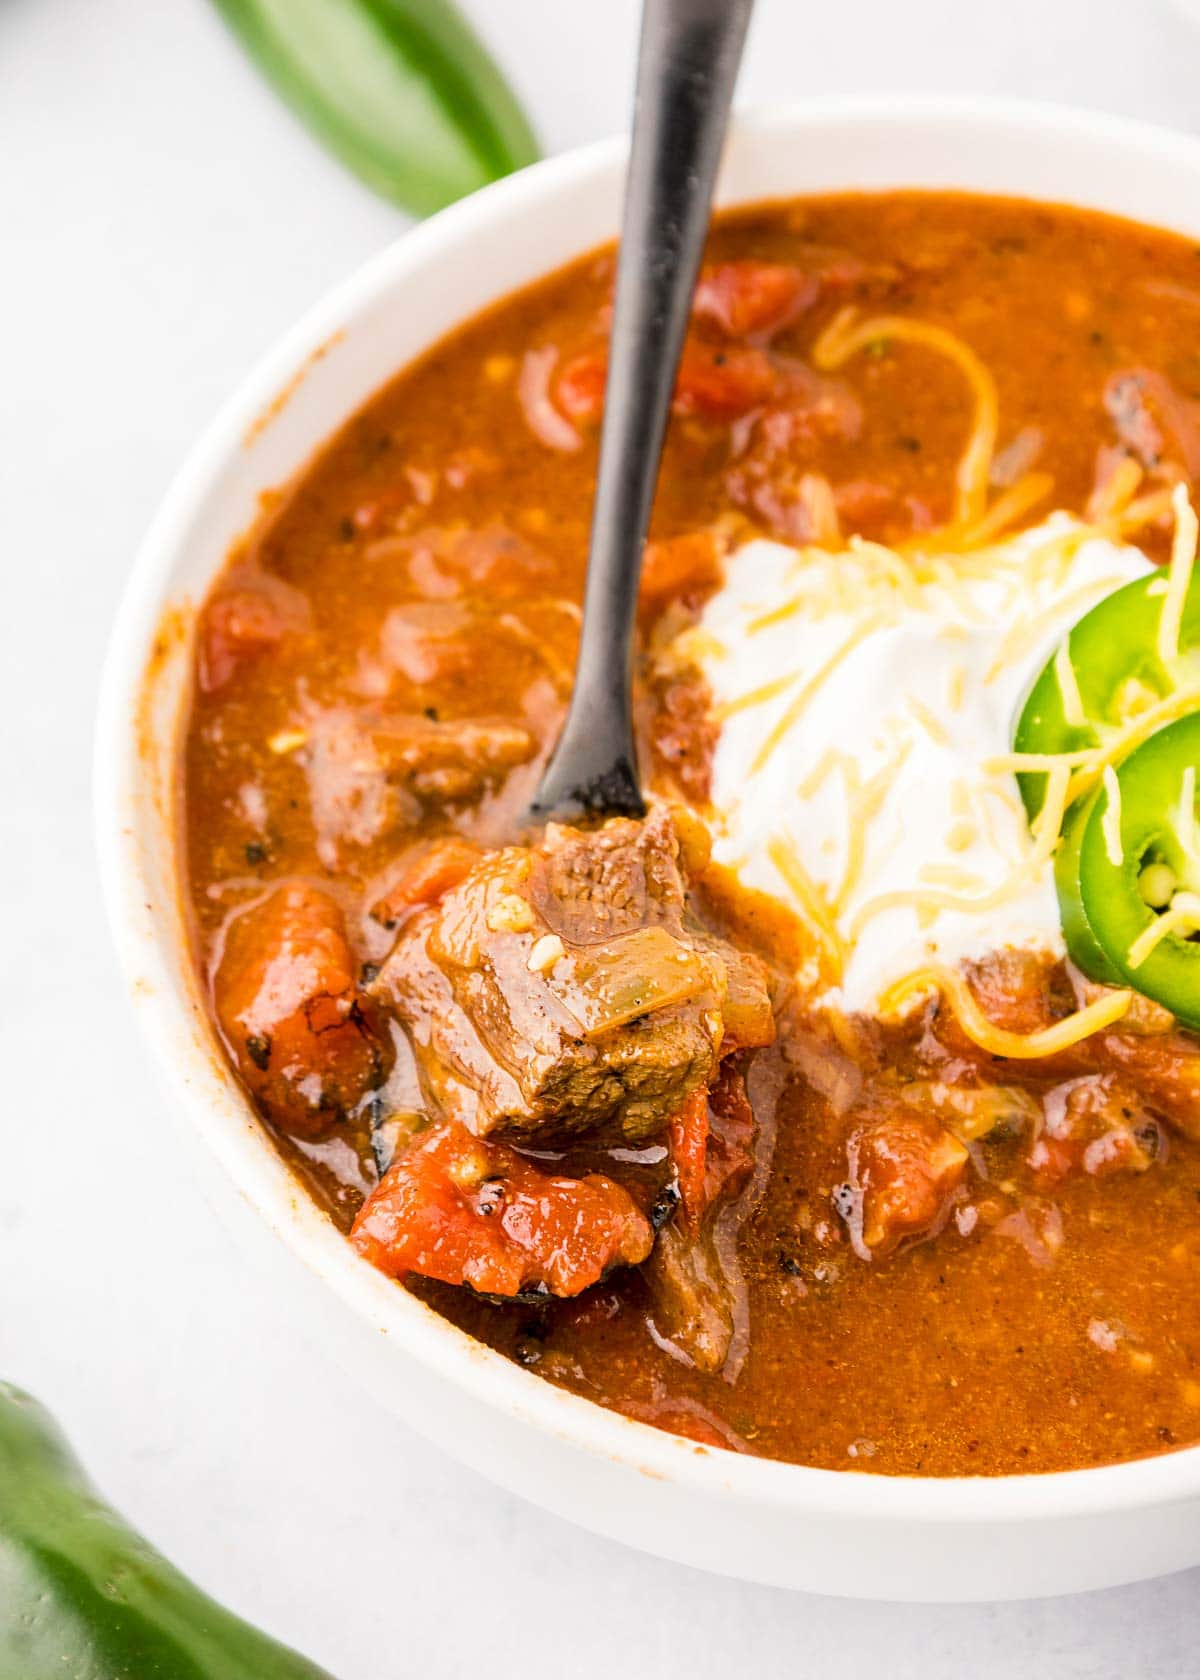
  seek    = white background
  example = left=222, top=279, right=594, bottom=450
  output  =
left=4, top=0, right=1200, bottom=1673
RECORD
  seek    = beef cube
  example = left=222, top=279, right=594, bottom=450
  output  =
left=371, top=806, right=774, bottom=1145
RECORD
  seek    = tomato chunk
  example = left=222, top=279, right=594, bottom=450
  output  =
left=1027, top=1072, right=1163, bottom=1185
left=370, top=837, right=482, bottom=927
left=667, top=1065, right=757, bottom=1234
left=555, top=340, right=775, bottom=428
left=693, top=261, right=814, bottom=338
left=1100, top=1029, right=1200, bottom=1141
left=214, top=882, right=386, bottom=1136
left=556, top=349, right=608, bottom=425
left=351, top=1121, right=654, bottom=1297
left=639, top=532, right=723, bottom=614
left=668, top=1089, right=710, bottom=1232
left=673, top=342, right=776, bottom=418
left=843, top=1109, right=968, bottom=1258
left=200, top=589, right=287, bottom=692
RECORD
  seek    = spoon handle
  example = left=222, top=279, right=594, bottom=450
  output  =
left=530, top=0, right=755, bottom=822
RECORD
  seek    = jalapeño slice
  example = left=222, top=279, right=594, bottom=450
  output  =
left=1053, top=791, right=1125, bottom=985
left=1013, top=566, right=1200, bottom=819
left=1077, top=713, right=1200, bottom=1028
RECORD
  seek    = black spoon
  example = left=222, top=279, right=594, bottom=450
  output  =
left=528, top=0, right=756, bottom=825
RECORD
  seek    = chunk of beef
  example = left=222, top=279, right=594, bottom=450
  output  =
left=643, top=1221, right=739, bottom=1372
left=214, top=882, right=388, bottom=1136
left=371, top=806, right=774, bottom=1145
left=350, top=1120, right=653, bottom=1297
left=839, top=1108, right=968, bottom=1260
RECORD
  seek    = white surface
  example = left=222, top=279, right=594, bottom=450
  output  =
left=698, top=526, right=1149, bottom=1010
left=6, top=0, right=1200, bottom=1669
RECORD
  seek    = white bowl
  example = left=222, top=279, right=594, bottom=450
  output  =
left=97, top=98, right=1200, bottom=1602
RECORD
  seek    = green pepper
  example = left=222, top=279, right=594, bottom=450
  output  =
left=0, top=1382, right=335, bottom=1679
left=1076, top=713, right=1200, bottom=1027
left=212, top=0, right=540, bottom=217
left=1053, top=791, right=1126, bottom=985
left=1013, top=566, right=1200, bottom=818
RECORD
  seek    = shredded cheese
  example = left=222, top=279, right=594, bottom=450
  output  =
left=750, top=614, right=885, bottom=775
left=766, top=832, right=846, bottom=983
left=1101, top=765, right=1124, bottom=867
left=907, top=694, right=950, bottom=746
left=1054, top=635, right=1087, bottom=729
left=946, top=661, right=968, bottom=712
left=1106, top=487, right=1176, bottom=538
left=831, top=743, right=912, bottom=912
left=692, top=507, right=1153, bottom=1016
left=938, top=471, right=1053, bottom=552
left=878, top=966, right=1133, bottom=1057
left=1088, top=456, right=1144, bottom=522
left=1157, top=482, right=1199, bottom=667
left=1127, top=890, right=1200, bottom=969
left=985, top=574, right=1131, bottom=680
left=713, top=670, right=796, bottom=722
left=918, top=862, right=987, bottom=891
left=1066, top=684, right=1200, bottom=805
left=812, top=309, right=998, bottom=525
left=797, top=745, right=842, bottom=800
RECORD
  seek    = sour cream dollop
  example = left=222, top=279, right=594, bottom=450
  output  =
left=692, top=519, right=1151, bottom=1012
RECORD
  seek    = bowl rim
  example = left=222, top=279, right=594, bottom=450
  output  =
left=96, top=93, right=1200, bottom=1526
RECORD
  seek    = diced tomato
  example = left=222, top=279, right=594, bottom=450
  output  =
left=639, top=532, right=723, bottom=614
left=667, top=1066, right=757, bottom=1235
left=673, top=341, right=776, bottom=418
left=199, top=589, right=287, bottom=692
left=1100, top=1030, right=1200, bottom=1141
left=351, top=1121, right=654, bottom=1297
left=844, top=1110, right=968, bottom=1258
left=214, top=881, right=386, bottom=1136
left=693, top=261, right=815, bottom=338
left=556, top=349, right=608, bottom=425
left=668, top=1089, right=710, bottom=1233
left=1026, top=1072, right=1161, bottom=1186
left=370, top=837, right=482, bottom=927
left=556, top=340, right=776, bottom=428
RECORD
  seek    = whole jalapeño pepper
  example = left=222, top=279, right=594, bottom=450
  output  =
left=211, top=0, right=540, bottom=216
left=0, top=1382, right=335, bottom=1680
